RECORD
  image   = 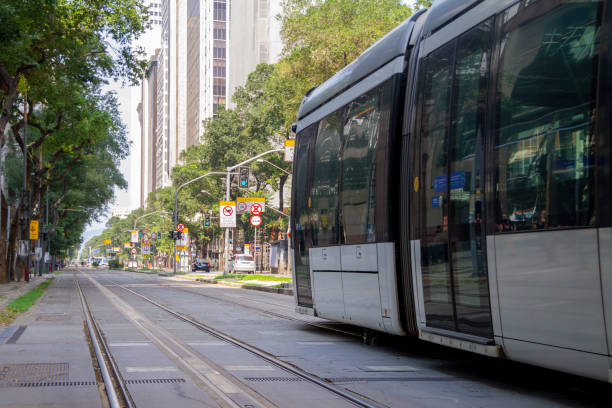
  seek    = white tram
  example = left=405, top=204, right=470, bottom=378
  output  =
left=290, top=0, right=612, bottom=382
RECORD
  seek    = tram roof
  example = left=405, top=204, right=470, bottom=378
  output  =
left=296, top=12, right=422, bottom=121
left=421, top=0, right=482, bottom=36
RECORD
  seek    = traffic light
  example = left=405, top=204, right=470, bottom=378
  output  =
left=204, top=214, right=211, bottom=227
left=176, top=231, right=183, bottom=240
left=239, top=166, right=249, bottom=187
left=168, top=231, right=175, bottom=239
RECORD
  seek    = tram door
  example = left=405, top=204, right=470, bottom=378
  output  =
left=415, top=20, right=493, bottom=338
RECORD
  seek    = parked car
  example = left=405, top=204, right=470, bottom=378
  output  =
left=192, top=259, right=211, bottom=272
left=231, top=254, right=256, bottom=273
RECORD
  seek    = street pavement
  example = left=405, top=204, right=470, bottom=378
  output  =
left=0, top=269, right=610, bottom=407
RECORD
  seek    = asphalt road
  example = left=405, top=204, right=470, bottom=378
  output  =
left=0, top=269, right=609, bottom=407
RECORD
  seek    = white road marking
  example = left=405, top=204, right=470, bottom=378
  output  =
left=297, top=342, right=335, bottom=345
left=187, top=341, right=227, bottom=346
left=109, top=342, right=151, bottom=347
left=225, top=365, right=275, bottom=371
left=126, top=366, right=179, bottom=373
left=364, top=366, right=418, bottom=372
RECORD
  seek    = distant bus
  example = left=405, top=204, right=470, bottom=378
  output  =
left=291, top=0, right=612, bottom=382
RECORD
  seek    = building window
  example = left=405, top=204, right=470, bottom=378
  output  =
left=214, top=2, right=226, bottom=21
left=213, top=66, right=226, bottom=77
left=213, top=47, right=226, bottom=59
left=214, top=28, right=226, bottom=40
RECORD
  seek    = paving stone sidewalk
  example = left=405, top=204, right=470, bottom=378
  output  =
left=0, top=273, right=55, bottom=310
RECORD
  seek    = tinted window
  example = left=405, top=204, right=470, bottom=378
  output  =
left=340, top=88, right=381, bottom=244
left=311, top=112, right=343, bottom=246
left=494, top=1, right=601, bottom=232
left=292, top=124, right=316, bottom=307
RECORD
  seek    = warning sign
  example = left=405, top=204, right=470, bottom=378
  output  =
left=219, top=201, right=236, bottom=228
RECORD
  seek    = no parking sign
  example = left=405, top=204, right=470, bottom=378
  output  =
left=219, top=201, right=236, bottom=228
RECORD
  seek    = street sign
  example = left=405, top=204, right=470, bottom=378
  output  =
left=250, top=203, right=263, bottom=215
left=131, top=248, right=137, bottom=254
left=236, top=197, right=266, bottom=214
left=144, top=240, right=149, bottom=246
left=284, top=139, right=295, bottom=162
left=112, top=246, right=121, bottom=253
left=29, top=220, right=39, bottom=240
left=124, top=242, right=131, bottom=248
left=250, top=215, right=263, bottom=227
left=103, top=239, right=112, bottom=245
left=151, top=233, right=157, bottom=239
left=176, top=245, right=187, bottom=250
left=142, top=245, right=150, bottom=255
left=176, top=222, right=185, bottom=232
left=130, top=230, right=138, bottom=243
left=219, top=201, right=236, bottom=228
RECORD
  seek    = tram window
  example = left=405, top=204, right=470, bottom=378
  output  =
left=311, top=111, right=343, bottom=246
left=340, top=86, right=383, bottom=244
left=494, top=0, right=601, bottom=232
left=293, top=124, right=317, bottom=307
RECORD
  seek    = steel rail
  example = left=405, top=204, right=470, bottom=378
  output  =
left=75, top=275, right=135, bottom=408
left=112, top=281, right=382, bottom=408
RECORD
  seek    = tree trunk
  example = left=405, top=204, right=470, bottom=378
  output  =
left=8, top=206, right=20, bottom=281
left=0, top=192, right=7, bottom=283
left=279, top=174, right=288, bottom=212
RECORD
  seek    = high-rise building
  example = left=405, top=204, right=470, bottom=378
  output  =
left=141, top=0, right=281, bottom=207
left=227, top=0, right=282, bottom=107
left=139, top=51, right=160, bottom=208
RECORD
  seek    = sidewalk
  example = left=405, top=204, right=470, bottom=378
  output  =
left=0, top=274, right=55, bottom=311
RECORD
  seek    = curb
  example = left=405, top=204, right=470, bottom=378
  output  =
left=194, top=278, right=293, bottom=296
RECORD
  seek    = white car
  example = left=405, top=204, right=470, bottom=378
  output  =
left=231, top=254, right=256, bottom=273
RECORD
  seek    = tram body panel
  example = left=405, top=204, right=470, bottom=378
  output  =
left=599, top=228, right=612, bottom=357
left=485, top=235, right=504, bottom=341
left=310, top=247, right=344, bottom=322
left=494, top=229, right=607, bottom=355
left=377, top=243, right=405, bottom=335
left=502, top=338, right=610, bottom=382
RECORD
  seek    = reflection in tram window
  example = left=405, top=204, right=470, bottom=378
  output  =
left=495, top=0, right=601, bottom=232
left=293, top=124, right=317, bottom=307
left=418, top=43, right=454, bottom=330
left=340, top=87, right=382, bottom=244
left=311, top=112, right=343, bottom=246
left=449, top=20, right=492, bottom=337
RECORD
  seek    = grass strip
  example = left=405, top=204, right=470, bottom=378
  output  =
left=0, top=278, right=54, bottom=326
left=6, top=279, right=53, bottom=312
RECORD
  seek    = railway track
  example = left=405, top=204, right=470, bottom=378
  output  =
left=77, top=270, right=384, bottom=408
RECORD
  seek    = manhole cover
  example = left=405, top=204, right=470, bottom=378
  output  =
left=0, top=363, right=69, bottom=383
left=36, top=314, right=71, bottom=322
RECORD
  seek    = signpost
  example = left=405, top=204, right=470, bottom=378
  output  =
left=176, top=222, right=185, bottom=232
left=219, top=201, right=236, bottom=228
left=284, top=139, right=295, bottom=162
left=250, top=215, right=262, bottom=227
left=29, top=220, right=39, bottom=240
left=236, top=197, right=266, bottom=214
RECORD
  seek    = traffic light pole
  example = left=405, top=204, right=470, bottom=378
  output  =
left=173, top=172, right=225, bottom=275
left=224, top=148, right=283, bottom=274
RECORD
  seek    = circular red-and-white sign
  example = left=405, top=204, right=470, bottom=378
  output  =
left=250, top=215, right=262, bottom=227
left=237, top=201, right=247, bottom=212
left=223, top=206, right=233, bottom=216
left=250, top=203, right=263, bottom=215
left=176, top=222, right=185, bottom=232
left=131, top=248, right=137, bottom=254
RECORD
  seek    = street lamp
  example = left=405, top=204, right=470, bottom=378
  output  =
left=256, top=159, right=291, bottom=175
